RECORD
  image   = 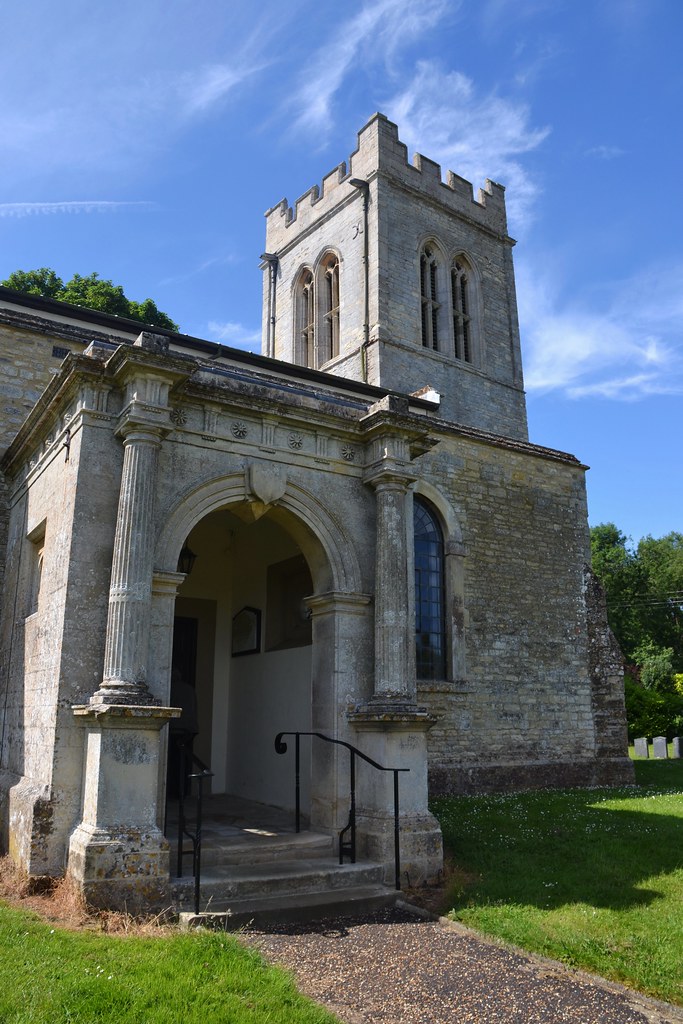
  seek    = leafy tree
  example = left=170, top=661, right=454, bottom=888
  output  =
left=624, top=676, right=683, bottom=740
left=590, top=523, right=648, bottom=659
left=591, top=524, right=683, bottom=672
left=61, top=272, right=131, bottom=318
left=128, top=297, right=178, bottom=332
left=637, top=533, right=683, bottom=666
left=2, top=267, right=178, bottom=331
left=633, top=640, right=675, bottom=693
left=592, top=523, right=683, bottom=739
left=2, top=267, right=64, bottom=299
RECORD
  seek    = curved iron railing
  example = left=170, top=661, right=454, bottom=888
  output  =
left=274, top=731, right=409, bottom=890
left=175, top=737, right=214, bottom=915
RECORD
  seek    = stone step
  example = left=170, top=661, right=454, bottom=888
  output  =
left=181, top=830, right=335, bottom=868
left=179, top=884, right=399, bottom=930
left=170, top=857, right=387, bottom=912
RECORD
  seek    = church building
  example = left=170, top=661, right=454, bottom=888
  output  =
left=0, top=114, right=632, bottom=911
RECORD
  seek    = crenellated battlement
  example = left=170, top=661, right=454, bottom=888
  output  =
left=265, top=113, right=509, bottom=251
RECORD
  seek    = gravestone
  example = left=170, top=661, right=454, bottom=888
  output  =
left=652, top=736, right=668, bottom=759
left=633, top=737, right=649, bottom=759
left=672, top=737, right=681, bottom=759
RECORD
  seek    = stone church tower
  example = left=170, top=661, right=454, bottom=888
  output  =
left=262, top=113, right=527, bottom=439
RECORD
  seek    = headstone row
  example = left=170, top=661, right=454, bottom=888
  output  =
left=633, top=736, right=681, bottom=759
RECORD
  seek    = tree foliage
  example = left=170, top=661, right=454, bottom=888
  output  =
left=592, top=524, right=683, bottom=736
left=591, top=524, right=683, bottom=674
left=2, top=267, right=178, bottom=332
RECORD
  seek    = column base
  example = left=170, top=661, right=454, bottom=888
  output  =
left=348, top=703, right=443, bottom=888
left=89, top=679, right=159, bottom=706
left=356, top=809, right=444, bottom=887
left=67, top=824, right=171, bottom=913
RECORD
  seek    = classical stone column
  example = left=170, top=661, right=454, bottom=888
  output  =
left=365, top=467, right=416, bottom=703
left=92, top=423, right=164, bottom=705
left=354, top=406, right=443, bottom=887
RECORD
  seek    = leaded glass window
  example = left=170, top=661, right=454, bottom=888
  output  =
left=451, top=258, right=472, bottom=362
left=297, top=269, right=315, bottom=367
left=420, top=246, right=440, bottom=350
left=414, top=497, right=446, bottom=679
left=321, top=255, right=340, bottom=364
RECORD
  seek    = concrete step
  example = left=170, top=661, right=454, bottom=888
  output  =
left=170, top=857, right=387, bottom=912
left=179, top=884, right=399, bottom=930
left=183, top=830, right=335, bottom=868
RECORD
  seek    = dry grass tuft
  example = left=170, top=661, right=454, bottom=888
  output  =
left=0, top=855, right=175, bottom=935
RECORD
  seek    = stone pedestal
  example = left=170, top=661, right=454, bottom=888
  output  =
left=67, top=704, right=179, bottom=911
left=349, top=706, right=443, bottom=886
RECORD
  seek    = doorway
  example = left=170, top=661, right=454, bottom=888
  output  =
left=169, top=507, right=314, bottom=818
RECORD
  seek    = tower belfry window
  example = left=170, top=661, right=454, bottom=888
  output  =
left=451, top=259, right=472, bottom=363
left=296, top=269, right=315, bottom=368
left=420, top=246, right=440, bottom=351
left=321, top=255, right=340, bottom=364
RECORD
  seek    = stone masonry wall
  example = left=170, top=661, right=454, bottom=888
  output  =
left=415, top=431, right=631, bottom=792
left=0, top=371, right=124, bottom=873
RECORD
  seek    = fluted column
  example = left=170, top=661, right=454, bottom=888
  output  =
left=92, top=425, right=163, bottom=705
left=366, top=468, right=416, bottom=703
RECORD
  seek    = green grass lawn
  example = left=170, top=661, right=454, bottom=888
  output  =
left=0, top=905, right=337, bottom=1024
left=432, top=758, right=683, bottom=1006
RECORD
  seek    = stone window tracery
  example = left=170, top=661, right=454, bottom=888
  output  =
left=294, top=256, right=341, bottom=369
left=420, top=246, right=441, bottom=351
left=320, top=254, right=340, bottom=365
left=414, top=497, right=446, bottom=680
left=295, top=268, right=315, bottom=368
left=451, top=257, right=473, bottom=363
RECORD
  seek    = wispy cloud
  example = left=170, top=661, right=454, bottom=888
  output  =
left=519, top=260, right=683, bottom=399
left=290, top=0, right=451, bottom=135
left=584, top=144, right=625, bottom=160
left=0, top=201, right=155, bottom=219
left=0, top=5, right=277, bottom=185
left=159, top=255, right=239, bottom=287
left=384, top=61, right=550, bottom=231
left=181, top=62, right=265, bottom=116
left=207, top=320, right=261, bottom=351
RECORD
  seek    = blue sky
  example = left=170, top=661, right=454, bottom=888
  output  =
left=1, top=0, right=681, bottom=545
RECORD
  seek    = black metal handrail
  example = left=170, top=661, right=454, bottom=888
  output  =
left=175, top=737, right=213, bottom=915
left=274, top=731, right=409, bottom=890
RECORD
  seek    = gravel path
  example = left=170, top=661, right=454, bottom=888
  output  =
left=242, top=906, right=683, bottom=1024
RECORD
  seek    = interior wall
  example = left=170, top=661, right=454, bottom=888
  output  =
left=176, top=508, right=313, bottom=811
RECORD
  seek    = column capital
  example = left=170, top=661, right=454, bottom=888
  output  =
left=116, top=406, right=172, bottom=444
left=305, top=591, right=372, bottom=617
left=363, top=462, right=417, bottom=491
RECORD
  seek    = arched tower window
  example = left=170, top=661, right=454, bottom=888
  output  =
left=420, top=246, right=441, bottom=351
left=451, top=257, right=472, bottom=363
left=320, top=254, right=340, bottom=365
left=414, top=497, right=446, bottom=680
left=295, top=268, right=315, bottom=367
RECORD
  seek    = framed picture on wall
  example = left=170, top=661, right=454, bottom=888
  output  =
left=231, top=606, right=261, bottom=656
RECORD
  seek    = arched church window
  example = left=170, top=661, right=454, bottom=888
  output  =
left=320, top=254, right=340, bottom=365
left=451, top=257, right=472, bottom=363
left=295, top=269, right=315, bottom=367
left=420, top=246, right=441, bottom=351
left=414, top=497, right=446, bottom=680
